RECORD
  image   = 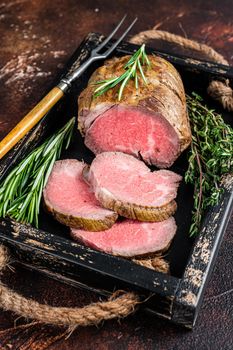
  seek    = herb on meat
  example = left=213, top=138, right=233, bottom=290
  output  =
left=94, top=44, right=150, bottom=101
left=185, top=93, right=233, bottom=236
left=0, top=117, right=75, bottom=227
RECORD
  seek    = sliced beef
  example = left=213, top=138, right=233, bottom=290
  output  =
left=43, top=159, right=118, bottom=231
left=85, top=105, right=180, bottom=168
left=78, top=55, right=191, bottom=168
left=87, top=152, right=182, bottom=222
left=71, top=217, right=177, bottom=257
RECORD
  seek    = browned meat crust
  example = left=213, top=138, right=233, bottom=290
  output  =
left=78, top=55, right=191, bottom=153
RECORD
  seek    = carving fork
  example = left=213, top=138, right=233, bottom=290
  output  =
left=0, top=16, right=137, bottom=159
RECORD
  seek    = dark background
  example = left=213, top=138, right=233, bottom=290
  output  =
left=0, top=0, right=233, bottom=349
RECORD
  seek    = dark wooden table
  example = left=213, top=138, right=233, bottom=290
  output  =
left=0, top=1, right=232, bottom=349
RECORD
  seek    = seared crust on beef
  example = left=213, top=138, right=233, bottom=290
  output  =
left=95, top=189, right=177, bottom=222
left=43, top=159, right=118, bottom=231
left=71, top=217, right=177, bottom=257
left=44, top=201, right=118, bottom=231
left=78, top=55, right=191, bottom=152
left=87, top=153, right=181, bottom=222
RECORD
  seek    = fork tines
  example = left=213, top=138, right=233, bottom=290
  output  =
left=92, top=15, right=138, bottom=58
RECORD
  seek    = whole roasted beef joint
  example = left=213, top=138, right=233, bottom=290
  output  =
left=78, top=55, right=191, bottom=168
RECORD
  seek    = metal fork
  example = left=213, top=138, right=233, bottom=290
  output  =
left=59, top=16, right=137, bottom=92
left=0, top=16, right=137, bottom=160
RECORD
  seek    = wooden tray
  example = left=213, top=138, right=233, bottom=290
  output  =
left=0, top=33, right=232, bottom=329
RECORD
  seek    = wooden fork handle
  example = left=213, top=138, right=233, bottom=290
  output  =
left=0, top=87, right=64, bottom=160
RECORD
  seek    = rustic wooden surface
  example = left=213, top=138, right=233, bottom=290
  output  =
left=0, top=0, right=232, bottom=349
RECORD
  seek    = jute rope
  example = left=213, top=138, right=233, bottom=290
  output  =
left=0, top=28, right=232, bottom=329
left=0, top=245, right=140, bottom=327
left=129, top=29, right=233, bottom=112
left=0, top=244, right=169, bottom=327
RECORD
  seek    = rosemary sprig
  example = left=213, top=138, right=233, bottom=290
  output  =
left=0, top=117, right=75, bottom=227
left=94, top=44, right=150, bottom=101
left=185, top=93, right=233, bottom=236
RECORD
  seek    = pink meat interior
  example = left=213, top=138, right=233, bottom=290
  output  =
left=89, top=152, right=182, bottom=207
left=71, top=217, right=177, bottom=257
left=85, top=105, right=180, bottom=167
left=43, top=159, right=113, bottom=220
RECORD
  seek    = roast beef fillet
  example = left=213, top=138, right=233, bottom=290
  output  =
left=71, top=217, right=177, bottom=257
left=43, top=159, right=118, bottom=231
left=86, top=152, right=182, bottom=222
left=78, top=55, right=191, bottom=168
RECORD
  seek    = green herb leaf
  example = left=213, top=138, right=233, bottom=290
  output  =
left=0, top=117, right=75, bottom=227
left=93, top=44, right=150, bottom=100
left=185, top=93, right=233, bottom=236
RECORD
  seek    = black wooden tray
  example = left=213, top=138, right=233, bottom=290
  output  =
left=0, top=33, right=232, bottom=329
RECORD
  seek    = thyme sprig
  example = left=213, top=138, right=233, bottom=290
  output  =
left=94, top=44, right=150, bottom=100
left=0, top=117, right=75, bottom=227
left=185, top=93, right=233, bottom=236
